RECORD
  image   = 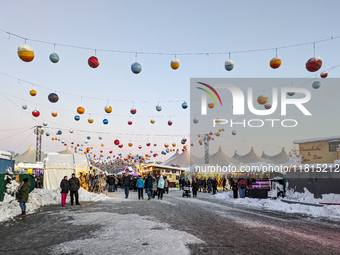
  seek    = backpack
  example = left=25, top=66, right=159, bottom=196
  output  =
left=241, top=184, right=245, bottom=189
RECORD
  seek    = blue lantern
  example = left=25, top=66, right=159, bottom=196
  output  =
left=74, top=115, right=80, bottom=121
left=57, top=130, right=62, bottom=135
left=312, top=81, right=321, bottom=89
left=193, top=118, right=199, bottom=124
left=287, top=92, right=295, bottom=96
left=181, top=140, right=185, bottom=144
left=46, top=132, right=50, bottom=136
left=156, top=104, right=162, bottom=111
left=103, top=119, right=109, bottom=125
left=182, top=102, right=188, bottom=109
left=87, top=136, right=91, bottom=140
left=166, top=149, right=170, bottom=153
left=131, top=62, right=142, bottom=74
left=49, top=53, right=59, bottom=63
left=48, top=93, right=59, bottom=103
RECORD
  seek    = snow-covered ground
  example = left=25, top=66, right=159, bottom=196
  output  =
left=51, top=211, right=203, bottom=255
left=0, top=188, right=110, bottom=223
left=212, top=189, right=340, bottom=219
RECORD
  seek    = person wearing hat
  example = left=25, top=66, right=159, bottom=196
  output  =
left=60, top=176, right=70, bottom=207
left=122, top=172, right=131, bottom=198
left=17, top=178, right=30, bottom=217
left=191, top=178, right=198, bottom=198
left=69, top=173, right=81, bottom=205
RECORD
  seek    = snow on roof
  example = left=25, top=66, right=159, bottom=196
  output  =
left=293, top=135, right=340, bottom=144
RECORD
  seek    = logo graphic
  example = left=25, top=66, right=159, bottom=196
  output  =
left=196, top=82, right=222, bottom=115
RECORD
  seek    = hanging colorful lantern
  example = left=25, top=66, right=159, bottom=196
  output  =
left=128, top=120, right=133, bottom=125
left=156, top=104, right=162, bottom=111
left=269, top=57, right=282, bottom=69
left=22, top=104, right=27, bottom=110
left=306, top=57, right=322, bottom=72
left=164, top=143, right=169, bottom=148
left=84, top=139, right=88, bottom=144
left=114, top=139, right=120, bottom=145
left=18, top=45, right=34, bottom=62
left=320, top=71, right=328, bottom=78
left=103, top=119, right=109, bottom=125
left=222, top=128, right=225, bottom=131
left=48, top=93, right=59, bottom=103
left=154, top=143, right=157, bottom=146
left=104, top=105, right=112, bottom=113
left=216, top=132, right=220, bottom=137
left=98, top=136, right=102, bottom=140
left=208, top=103, right=214, bottom=109
left=49, top=53, right=59, bottom=63
left=182, top=102, right=188, bottom=109
left=51, top=111, right=58, bottom=117
left=287, top=92, right=295, bottom=96
left=170, top=58, right=180, bottom=70
left=193, top=118, right=199, bottom=124
left=232, top=130, right=237, bottom=135
left=172, top=143, right=176, bottom=147
left=88, top=56, right=100, bottom=68
left=77, top=107, right=85, bottom=114
left=146, top=143, right=151, bottom=147
left=101, top=144, right=104, bottom=147
left=138, top=145, right=142, bottom=149
left=131, top=62, right=142, bottom=74
left=69, top=129, right=73, bottom=133
left=74, top=115, right=80, bottom=121
left=257, top=94, right=268, bottom=105
left=150, top=119, right=155, bottom=124
left=86, top=136, right=91, bottom=140
left=130, top=108, right=137, bottom=114
left=312, top=81, right=321, bottom=89
left=224, top=60, right=234, bottom=71
left=30, top=90, right=37, bottom=96
left=32, top=110, right=40, bottom=117
left=264, top=102, right=272, bottom=109
left=191, top=143, right=194, bottom=146
left=46, top=132, right=50, bottom=137
left=88, top=118, right=94, bottom=123
left=43, top=121, right=48, bottom=126
left=168, top=120, right=173, bottom=126
left=128, top=143, right=133, bottom=147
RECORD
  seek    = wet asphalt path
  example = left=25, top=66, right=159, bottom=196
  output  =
left=0, top=189, right=340, bottom=255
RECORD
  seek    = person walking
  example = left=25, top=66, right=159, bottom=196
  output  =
left=108, top=175, right=114, bottom=192
left=202, top=178, right=207, bottom=193
left=164, top=176, right=169, bottom=194
left=212, top=177, right=218, bottom=195
left=207, top=177, right=212, bottom=193
left=145, top=173, right=153, bottom=200
left=136, top=175, right=145, bottom=200
left=114, top=175, right=118, bottom=191
left=232, top=178, right=238, bottom=199
left=122, top=173, right=131, bottom=198
left=17, top=178, right=30, bottom=217
left=222, top=177, right=227, bottom=191
left=60, top=176, right=69, bottom=207
left=69, top=173, right=81, bottom=205
left=181, top=178, right=185, bottom=190
left=157, top=176, right=165, bottom=200
left=192, top=178, right=198, bottom=198
left=237, top=178, right=247, bottom=198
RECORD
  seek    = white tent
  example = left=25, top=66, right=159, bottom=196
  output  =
left=14, top=145, right=46, bottom=164
left=43, top=153, right=89, bottom=189
left=261, top=148, right=290, bottom=164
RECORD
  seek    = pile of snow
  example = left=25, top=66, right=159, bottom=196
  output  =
left=212, top=189, right=340, bottom=219
left=0, top=188, right=110, bottom=223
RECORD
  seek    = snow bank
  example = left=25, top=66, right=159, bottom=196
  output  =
left=0, top=188, right=110, bottom=223
left=212, top=190, right=340, bottom=219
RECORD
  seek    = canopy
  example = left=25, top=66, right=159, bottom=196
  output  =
left=14, top=145, right=46, bottom=164
left=261, top=148, right=290, bottom=164
left=58, top=146, right=73, bottom=154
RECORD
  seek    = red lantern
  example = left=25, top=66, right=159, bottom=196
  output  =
left=130, top=108, right=137, bottom=114
left=114, top=139, right=120, bottom=145
left=118, top=144, right=123, bottom=148
left=168, top=120, right=173, bottom=126
left=32, top=110, right=40, bottom=117
left=146, top=143, right=151, bottom=147
left=128, top=121, right=133, bottom=125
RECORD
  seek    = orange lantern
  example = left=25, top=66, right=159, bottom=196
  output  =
left=77, top=106, right=85, bottom=114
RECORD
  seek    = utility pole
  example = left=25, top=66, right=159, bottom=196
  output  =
left=203, top=134, right=210, bottom=164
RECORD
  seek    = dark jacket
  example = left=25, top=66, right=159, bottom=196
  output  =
left=18, top=181, right=31, bottom=203
left=184, top=180, right=191, bottom=187
left=192, top=180, right=198, bottom=191
left=60, top=179, right=70, bottom=193
left=69, top=177, right=80, bottom=191
left=122, top=176, right=131, bottom=187
left=145, top=174, right=153, bottom=189
left=211, top=179, right=218, bottom=188
left=108, top=176, right=115, bottom=185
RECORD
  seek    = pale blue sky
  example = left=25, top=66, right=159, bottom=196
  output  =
left=0, top=0, right=340, bottom=160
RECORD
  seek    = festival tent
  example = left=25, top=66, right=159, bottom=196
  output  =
left=165, top=150, right=204, bottom=168
left=43, top=153, right=89, bottom=189
left=209, top=146, right=241, bottom=165
left=162, top=151, right=179, bottom=165
left=261, top=148, right=290, bottom=164
left=232, top=147, right=272, bottom=164
left=14, top=145, right=46, bottom=164
left=58, top=146, right=73, bottom=154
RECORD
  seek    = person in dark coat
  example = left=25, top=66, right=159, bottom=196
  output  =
left=231, top=178, right=238, bottom=199
left=207, top=178, right=212, bottom=193
left=69, top=173, right=80, bottom=205
left=222, top=177, right=227, bottom=191
left=108, top=175, right=115, bottom=192
left=60, top=176, right=69, bottom=207
left=202, top=178, right=207, bottom=192
left=17, top=178, right=30, bottom=217
left=191, top=178, right=198, bottom=197
left=181, top=178, right=186, bottom=190
left=122, top=173, right=131, bottom=198
left=144, top=173, right=153, bottom=200
left=212, top=177, right=218, bottom=195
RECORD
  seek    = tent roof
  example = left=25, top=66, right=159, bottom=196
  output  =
left=261, top=148, right=290, bottom=164
left=209, top=146, right=240, bottom=165
left=14, top=145, right=46, bottom=164
left=58, top=146, right=73, bottom=154
left=165, top=150, right=203, bottom=168
left=232, top=147, right=270, bottom=164
left=162, top=151, right=179, bottom=165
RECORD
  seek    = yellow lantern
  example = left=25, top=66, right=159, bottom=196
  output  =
left=18, top=45, right=34, bottom=62
left=77, top=106, right=85, bottom=114
left=257, top=94, right=268, bottom=105
left=170, top=58, right=180, bottom=70
left=88, top=118, right=94, bottom=123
